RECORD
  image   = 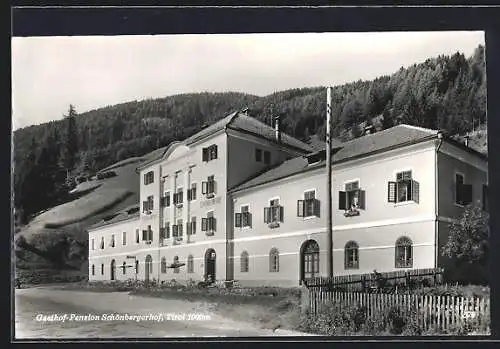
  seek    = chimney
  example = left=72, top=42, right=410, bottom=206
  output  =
left=364, top=125, right=374, bottom=136
left=274, top=115, right=281, bottom=142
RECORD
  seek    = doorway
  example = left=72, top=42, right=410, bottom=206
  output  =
left=205, top=249, right=216, bottom=283
left=110, top=259, right=116, bottom=281
left=300, top=240, right=320, bottom=282
left=145, top=255, right=152, bottom=284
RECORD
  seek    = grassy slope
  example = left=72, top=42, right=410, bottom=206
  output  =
left=15, top=148, right=165, bottom=283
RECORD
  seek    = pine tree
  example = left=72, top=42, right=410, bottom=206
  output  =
left=60, top=104, right=79, bottom=175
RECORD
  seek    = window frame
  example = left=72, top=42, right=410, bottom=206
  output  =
left=395, top=236, right=413, bottom=268
left=144, top=171, right=155, bottom=185
left=269, top=248, right=280, bottom=272
left=240, top=251, right=249, bottom=272
left=122, top=232, right=127, bottom=246
left=344, top=241, right=359, bottom=270
left=255, top=148, right=263, bottom=162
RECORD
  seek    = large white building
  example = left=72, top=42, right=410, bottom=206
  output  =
left=88, top=110, right=488, bottom=287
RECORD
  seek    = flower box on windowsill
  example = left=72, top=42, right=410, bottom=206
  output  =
left=175, top=203, right=183, bottom=209
left=344, top=209, right=360, bottom=217
left=145, top=240, right=152, bottom=245
left=206, top=193, right=215, bottom=199
left=268, top=221, right=280, bottom=229
left=205, top=230, right=215, bottom=236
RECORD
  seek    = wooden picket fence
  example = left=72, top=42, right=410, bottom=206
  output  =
left=304, top=268, right=444, bottom=292
left=300, top=288, right=490, bottom=333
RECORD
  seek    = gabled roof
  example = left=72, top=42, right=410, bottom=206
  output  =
left=136, top=110, right=314, bottom=171
left=88, top=204, right=140, bottom=231
left=230, top=124, right=442, bottom=193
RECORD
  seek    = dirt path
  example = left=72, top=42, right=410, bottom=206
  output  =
left=15, top=286, right=314, bottom=339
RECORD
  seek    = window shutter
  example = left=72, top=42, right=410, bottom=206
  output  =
left=149, top=229, right=153, bottom=241
left=463, top=184, right=473, bottom=205
left=178, top=224, right=183, bottom=236
left=358, top=190, right=366, bottom=210
left=165, top=225, right=170, bottom=239
left=201, top=218, right=208, bottom=231
left=235, top=213, right=242, bottom=227
left=388, top=182, right=397, bottom=203
left=338, top=191, right=347, bottom=210
left=279, top=206, right=284, bottom=222
left=179, top=191, right=183, bottom=203
left=247, top=212, right=252, bottom=227
left=314, top=199, right=321, bottom=217
left=411, top=180, right=420, bottom=204
left=213, top=145, right=218, bottom=159
left=202, top=148, right=208, bottom=161
left=172, top=225, right=178, bottom=237
left=264, top=207, right=270, bottom=223
left=142, top=230, right=147, bottom=241
left=202, top=182, right=208, bottom=194
left=142, top=201, right=147, bottom=212
left=166, top=194, right=170, bottom=207
left=297, top=200, right=305, bottom=217
left=143, top=173, right=147, bottom=185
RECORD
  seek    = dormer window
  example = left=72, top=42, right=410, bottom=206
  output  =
left=202, top=145, right=218, bottom=162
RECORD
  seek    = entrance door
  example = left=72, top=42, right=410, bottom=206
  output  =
left=145, top=255, right=152, bottom=284
left=205, top=249, right=216, bottom=283
left=300, top=240, right=320, bottom=282
left=110, top=259, right=116, bottom=281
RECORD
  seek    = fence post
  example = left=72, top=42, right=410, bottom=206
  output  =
left=300, top=284, right=309, bottom=315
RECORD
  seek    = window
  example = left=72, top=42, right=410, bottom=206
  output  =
left=143, top=196, right=154, bottom=212
left=161, top=257, right=167, bottom=274
left=187, top=217, right=197, bottom=235
left=269, top=248, right=279, bottom=272
left=144, top=171, right=154, bottom=185
left=122, top=262, right=127, bottom=275
left=395, top=236, right=413, bottom=268
left=241, top=251, right=249, bottom=272
left=388, top=171, right=420, bottom=204
left=202, top=212, right=216, bottom=235
left=187, top=255, right=194, bottom=273
left=202, top=144, right=218, bottom=162
left=135, top=260, right=139, bottom=274
left=136, top=229, right=140, bottom=244
left=255, top=149, right=262, bottom=162
left=188, top=183, right=197, bottom=201
left=235, top=206, right=252, bottom=228
left=202, top=176, right=216, bottom=197
left=161, top=192, right=171, bottom=207
left=338, top=181, right=366, bottom=213
left=173, top=256, right=180, bottom=274
left=165, top=223, right=170, bottom=239
left=92, top=264, right=95, bottom=275
left=146, top=256, right=153, bottom=274
left=303, top=240, right=320, bottom=279
left=142, top=225, right=153, bottom=242
left=101, top=264, right=104, bottom=275
left=455, top=173, right=472, bottom=206
left=91, top=239, right=94, bottom=250
left=344, top=241, right=359, bottom=269
left=173, top=188, right=184, bottom=206
left=100, top=237, right=104, bottom=249
left=122, top=232, right=126, bottom=246
left=264, top=151, right=271, bottom=165
left=110, top=235, right=115, bottom=248
left=298, top=190, right=320, bottom=217
left=483, top=184, right=489, bottom=212
left=264, top=199, right=284, bottom=225
left=177, top=219, right=183, bottom=237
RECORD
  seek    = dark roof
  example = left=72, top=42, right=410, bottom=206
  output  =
left=88, top=204, right=140, bottom=230
left=230, top=124, right=440, bottom=193
left=137, top=110, right=313, bottom=170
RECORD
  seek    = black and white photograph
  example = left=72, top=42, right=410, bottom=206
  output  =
left=12, top=26, right=490, bottom=339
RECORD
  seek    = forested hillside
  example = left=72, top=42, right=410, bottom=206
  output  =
left=13, top=45, right=487, bottom=225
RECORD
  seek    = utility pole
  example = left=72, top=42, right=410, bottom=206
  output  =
left=326, top=86, right=333, bottom=278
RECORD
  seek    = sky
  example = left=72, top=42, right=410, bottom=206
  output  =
left=12, top=31, right=485, bottom=130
